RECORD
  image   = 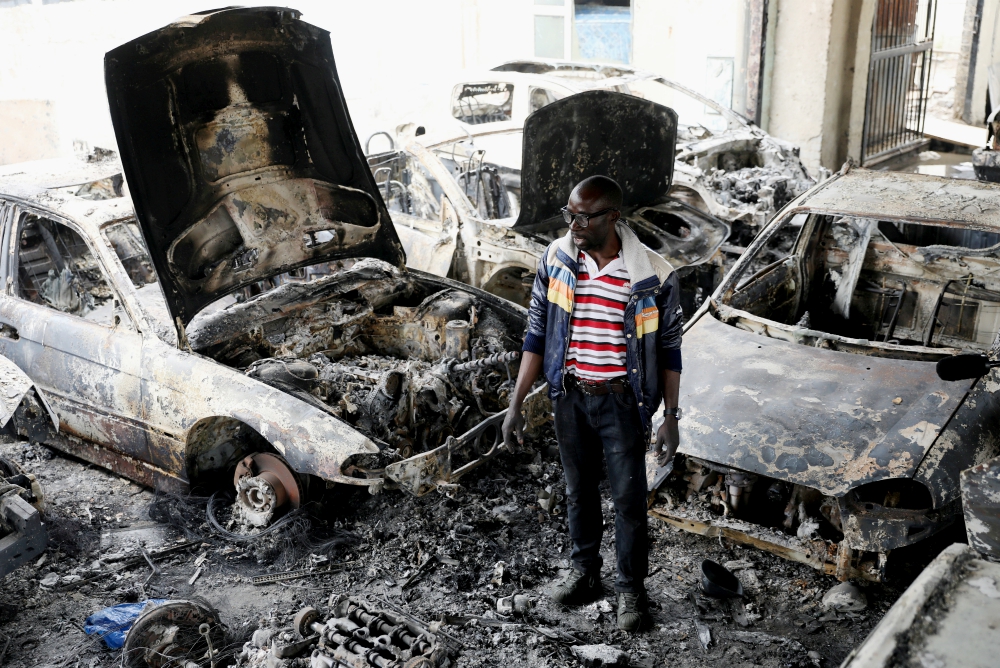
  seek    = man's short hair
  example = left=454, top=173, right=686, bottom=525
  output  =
left=574, top=175, right=623, bottom=210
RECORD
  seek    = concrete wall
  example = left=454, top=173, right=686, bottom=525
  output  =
left=0, top=0, right=495, bottom=163
left=970, top=0, right=1000, bottom=124
left=0, top=0, right=755, bottom=165
left=0, top=100, right=59, bottom=164
left=929, top=0, right=968, bottom=121
left=632, top=0, right=748, bottom=114
left=761, top=0, right=875, bottom=173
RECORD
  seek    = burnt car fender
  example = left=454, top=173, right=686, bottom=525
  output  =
left=914, top=368, right=1000, bottom=509
left=839, top=369, right=1000, bottom=552
left=142, top=339, right=380, bottom=488
left=0, top=353, right=47, bottom=430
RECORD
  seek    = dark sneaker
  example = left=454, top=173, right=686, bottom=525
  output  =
left=617, top=591, right=647, bottom=632
left=551, top=569, right=602, bottom=605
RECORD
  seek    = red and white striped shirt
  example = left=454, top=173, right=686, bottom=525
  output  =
left=565, top=250, right=630, bottom=380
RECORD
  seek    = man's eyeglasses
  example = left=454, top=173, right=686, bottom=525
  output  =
left=560, top=206, right=618, bottom=228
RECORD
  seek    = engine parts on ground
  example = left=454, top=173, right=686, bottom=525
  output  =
left=84, top=599, right=168, bottom=650
left=238, top=595, right=451, bottom=667
left=700, top=559, right=744, bottom=599
left=0, top=455, right=46, bottom=578
left=122, top=599, right=227, bottom=668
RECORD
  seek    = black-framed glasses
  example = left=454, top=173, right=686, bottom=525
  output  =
left=561, top=206, right=617, bottom=228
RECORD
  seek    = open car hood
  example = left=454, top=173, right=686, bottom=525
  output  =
left=105, top=7, right=404, bottom=324
left=679, top=314, right=975, bottom=497
left=514, top=90, right=677, bottom=229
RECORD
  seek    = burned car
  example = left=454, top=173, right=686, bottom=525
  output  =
left=0, top=7, right=545, bottom=526
left=436, top=60, right=817, bottom=236
left=653, top=166, right=1000, bottom=581
left=367, top=92, right=730, bottom=310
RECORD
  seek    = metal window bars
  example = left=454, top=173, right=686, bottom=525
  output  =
left=861, top=0, right=938, bottom=166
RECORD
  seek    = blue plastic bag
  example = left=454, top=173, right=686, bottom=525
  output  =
left=84, top=599, right=167, bottom=649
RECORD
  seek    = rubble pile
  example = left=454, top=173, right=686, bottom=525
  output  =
left=0, top=437, right=904, bottom=668
left=273, top=345, right=514, bottom=457
left=706, top=165, right=812, bottom=234
left=237, top=595, right=451, bottom=667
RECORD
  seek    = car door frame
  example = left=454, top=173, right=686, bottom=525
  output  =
left=0, top=198, right=152, bottom=472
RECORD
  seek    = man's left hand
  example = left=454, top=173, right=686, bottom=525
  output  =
left=653, top=416, right=680, bottom=466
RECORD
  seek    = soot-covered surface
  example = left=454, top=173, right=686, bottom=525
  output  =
left=0, top=431, right=960, bottom=668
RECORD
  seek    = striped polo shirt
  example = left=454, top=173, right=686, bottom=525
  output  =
left=565, top=250, right=630, bottom=380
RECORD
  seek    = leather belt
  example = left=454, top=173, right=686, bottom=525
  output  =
left=566, top=375, right=628, bottom=396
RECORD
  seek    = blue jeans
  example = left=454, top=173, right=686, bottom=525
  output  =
left=554, top=383, right=648, bottom=593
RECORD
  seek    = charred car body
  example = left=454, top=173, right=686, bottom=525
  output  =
left=437, top=60, right=817, bottom=235
left=0, top=8, right=546, bottom=523
left=654, top=167, right=1000, bottom=580
left=367, top=94, right=730, bottom=310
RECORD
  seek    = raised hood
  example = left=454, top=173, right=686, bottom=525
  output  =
left=514, top=90, right=677, bottom=229
left=105, top=7, right=404, bottom=324
left=679, top=314, right=975, bottom=497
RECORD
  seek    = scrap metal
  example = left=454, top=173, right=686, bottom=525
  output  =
left=0, top=355, right=48, bottom=578
left=238, top=595, right=451, bottom=667
left=840, top=543, right=1000, bottom=667
left=649, top=165, right=1000, bottom=580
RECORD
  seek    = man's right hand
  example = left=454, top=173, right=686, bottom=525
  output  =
left=502, top=405, right=526, bottom=448
left=501, top=351, right=542, bottom=449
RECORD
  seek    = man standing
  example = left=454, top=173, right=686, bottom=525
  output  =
left=502, top=175, right=683, bottom=633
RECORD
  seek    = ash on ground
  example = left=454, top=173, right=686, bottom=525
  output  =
left=0, top=432, right=958, bottom=668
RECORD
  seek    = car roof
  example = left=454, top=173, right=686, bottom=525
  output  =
left=0, top=154, right=135, bottom=231
left=796, top=168, right=1000, bottom=229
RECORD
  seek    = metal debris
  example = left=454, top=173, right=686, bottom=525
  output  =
left=238, top=595, right=451, bottom=667
left=0, top=455, right=47, bottom=579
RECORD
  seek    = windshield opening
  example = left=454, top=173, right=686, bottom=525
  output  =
left=725, top=213, right=1000, bottom=353
left=104, top=221, right=176, bottom=344
left=451, top=83, right=514, bottom=125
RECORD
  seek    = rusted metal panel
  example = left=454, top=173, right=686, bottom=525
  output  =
left=961, top=455, right=1000, bottom=559
left=679, top=313, right=971, bottom=497
left=839, top=496, right=959, bottom=552
left=648, top=506, right=880, bottom=582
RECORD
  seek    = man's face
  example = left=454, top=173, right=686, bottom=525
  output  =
left=566, top=188, right=618, bottom=251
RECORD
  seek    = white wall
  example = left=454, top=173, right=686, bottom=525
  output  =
left=936, top=0, right=969, bottom=54
left=766, top=0, right=837, bottom=171
left=0, top=0, right=535, bottom=163
left=633, top=0, right=748, bottom=113
left=0, top=0, right=774, bottom=165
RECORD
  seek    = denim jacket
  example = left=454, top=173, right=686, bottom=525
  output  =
left=522, top=221, right=683, bottom=431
